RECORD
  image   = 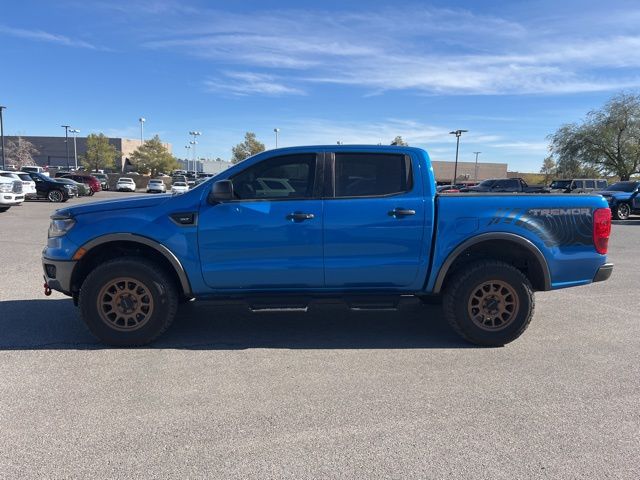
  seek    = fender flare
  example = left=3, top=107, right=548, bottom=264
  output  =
left=432, top=232, right=551, bottom=293
left=79, top=233, right=193, bottom=296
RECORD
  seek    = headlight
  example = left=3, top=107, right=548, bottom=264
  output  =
left=48, top=215, right=76, bottom=238
left=63, top=184, right=74, bottom=190
left=0, top=184, right=12, bottom=193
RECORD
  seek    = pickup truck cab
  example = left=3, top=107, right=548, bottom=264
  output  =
left=42, top=146, right=613, bottom=347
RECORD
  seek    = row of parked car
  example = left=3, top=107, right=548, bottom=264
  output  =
left=0, top=167, right=110, bottom=211
left=436, top=177, right=640, bottom=220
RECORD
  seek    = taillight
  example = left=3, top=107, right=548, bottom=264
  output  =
left=593, top=208, right=611, bottom=254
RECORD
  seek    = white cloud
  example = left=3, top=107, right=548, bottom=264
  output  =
left=204, top=72, right=305, bottom=96
left=134, top=4, right=640, bottom=96
left=0, top=25, right=100, bottom=49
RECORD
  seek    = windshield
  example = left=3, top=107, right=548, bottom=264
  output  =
left=603, top=181, right=639, bottom=192
left=550, top=180, right=572, bottom=189
left=174, top=182, right=186, bottom=186
left=477, top=179, right=496, bottom=188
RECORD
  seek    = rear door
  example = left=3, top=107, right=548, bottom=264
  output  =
left=323, top=152, right=426, bottom=288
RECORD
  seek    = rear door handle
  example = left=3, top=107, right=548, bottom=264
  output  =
left=287, top=212, right=315, bottom=222
left=388, top=208, right=416, bottom=217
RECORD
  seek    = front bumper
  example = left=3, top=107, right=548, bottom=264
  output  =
left=0, top=193, right=25, bottom=204
left=593, top=263, right=614, bottom=283
left=42, top=257, right=77, bottom=296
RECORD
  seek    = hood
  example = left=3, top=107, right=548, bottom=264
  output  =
left=596, top=190, right=629, bottom=198
left=58, top=194, right=173, bottom=217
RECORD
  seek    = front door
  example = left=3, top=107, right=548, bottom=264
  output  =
left=323, top=152, right=426, bottom=288
left=198, top=153, right=324, bottom=290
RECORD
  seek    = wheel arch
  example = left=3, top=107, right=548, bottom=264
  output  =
left=71, top=233, right=193, bottom=298
left=432, top=232, right=551, bottom=293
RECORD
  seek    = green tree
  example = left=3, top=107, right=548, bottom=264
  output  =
left=231, top=132, right=265, bottom=164
left=390, top=136, right=408, bottom=146
left=539, top=155, right=557, bottom=184
left=82, top=133, right=120, bottom=172
left=5, top=136, right=39, bottom=168
left=130, top=135, right=178, bottom=176
left=549, top=93, right=640, bottom=180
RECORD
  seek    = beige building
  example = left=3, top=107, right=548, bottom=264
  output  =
left=431, top=160, right=508, bottom=183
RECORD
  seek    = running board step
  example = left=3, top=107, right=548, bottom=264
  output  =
left=249, top=306, right=309, bottom=313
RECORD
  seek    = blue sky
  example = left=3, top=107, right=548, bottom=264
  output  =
left=2, top=0, right=640, bottom=171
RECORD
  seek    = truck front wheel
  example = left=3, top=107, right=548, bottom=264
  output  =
left=443, top=260, right=534, bottom=346
left=79, top=257, right=179, bottom=346
left=613, top=202, right=630, bottom=220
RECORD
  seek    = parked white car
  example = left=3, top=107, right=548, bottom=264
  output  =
left=146, top=179, right=167, bottom=193
left=171, top=181, right=189, bottom=194
left=0, top=176, right=25, bottom=212
left=116, top=177, right=136, bottom=192
left=0, top=171, right=37, bottom=199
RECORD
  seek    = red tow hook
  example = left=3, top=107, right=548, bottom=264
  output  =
left=44, top=283, right=52, bottom=296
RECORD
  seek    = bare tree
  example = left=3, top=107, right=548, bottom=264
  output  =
left=5, top=137, right=39, bottom=168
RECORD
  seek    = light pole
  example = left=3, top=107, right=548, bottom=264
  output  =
left=449, top=129, right=468, bottom=186
left=70, top=129, right=80, bottom=170
left=473, top=151, right=481, bottom=182
left=189, top=140, right=197, bottom=172
left=274, top=128, right=280, bottom=148
left=61, top=125, right=71, bottom=169
left=139, top=117, right=146, bottom=144
left=184, top=145, right=191, bottom=171
left=189, top=131, right=201, bottom=172
left=0, top=106, right=6, bottom=171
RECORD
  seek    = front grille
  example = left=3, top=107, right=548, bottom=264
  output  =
left=12, top=181, right=23, bottom=193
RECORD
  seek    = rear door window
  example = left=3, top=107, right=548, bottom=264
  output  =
left=597, top=180, right=607, bottom=189
left=585, top=180, right=595, bottom=189
left=333, top=153, right=412, bottom=198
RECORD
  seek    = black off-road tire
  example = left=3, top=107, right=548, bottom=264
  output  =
left=79, top=257, right=179, bottom=346
left=0, top=206, right=10, bottom=212
left=442, top=260, right=534, bottom=347
left=613, top=203, right=631, bottom=221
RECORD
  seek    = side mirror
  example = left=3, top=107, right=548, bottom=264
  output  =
left=208, top=180, right=234, bottom=204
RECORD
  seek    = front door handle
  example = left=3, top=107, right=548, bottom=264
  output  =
left=388, top=208, right=416, bottom=217
left=287, top=212, right=315, bottom=222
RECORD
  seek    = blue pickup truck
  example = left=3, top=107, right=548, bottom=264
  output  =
left=596, top=181, right=640, bottom=220
left=42, top=146, right=613, bottom=347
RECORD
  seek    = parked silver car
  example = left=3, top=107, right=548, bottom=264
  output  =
left=146, top=179, right=167, bottom=193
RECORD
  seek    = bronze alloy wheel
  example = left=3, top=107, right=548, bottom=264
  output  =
left=97, top=277, right=155, bottom=331
left=467, top=280, right=519, bottom=331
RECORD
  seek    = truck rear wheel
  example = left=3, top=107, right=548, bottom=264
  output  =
left=442, top=260, right=534, bottom=346
left=79, top=257, right=178, bottom=346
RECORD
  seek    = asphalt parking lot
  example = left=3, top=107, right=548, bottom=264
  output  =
left=1, top=192, right=639, bottom=479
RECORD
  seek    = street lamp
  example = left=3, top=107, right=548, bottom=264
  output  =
left=189, top=140, right=197, bottom=172
left=184, top=145, right=191, bottom=171
left=274, top=128, right=280, bottom=148
left=0, top=106, right=6, bottom=171
left=139, top=117, right=146, bottom=144
left=61, top=125, right=71, bottom=169
left=473, top=151, right=481, bottom=182
left=189, top=131, right=201, bottom=172
left=449, top=129, right=468, bottom=186
left=70, top=129, right=80, bottom=170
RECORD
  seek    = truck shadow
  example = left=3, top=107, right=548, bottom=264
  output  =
left=0, top=299, right=470, bottom=350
